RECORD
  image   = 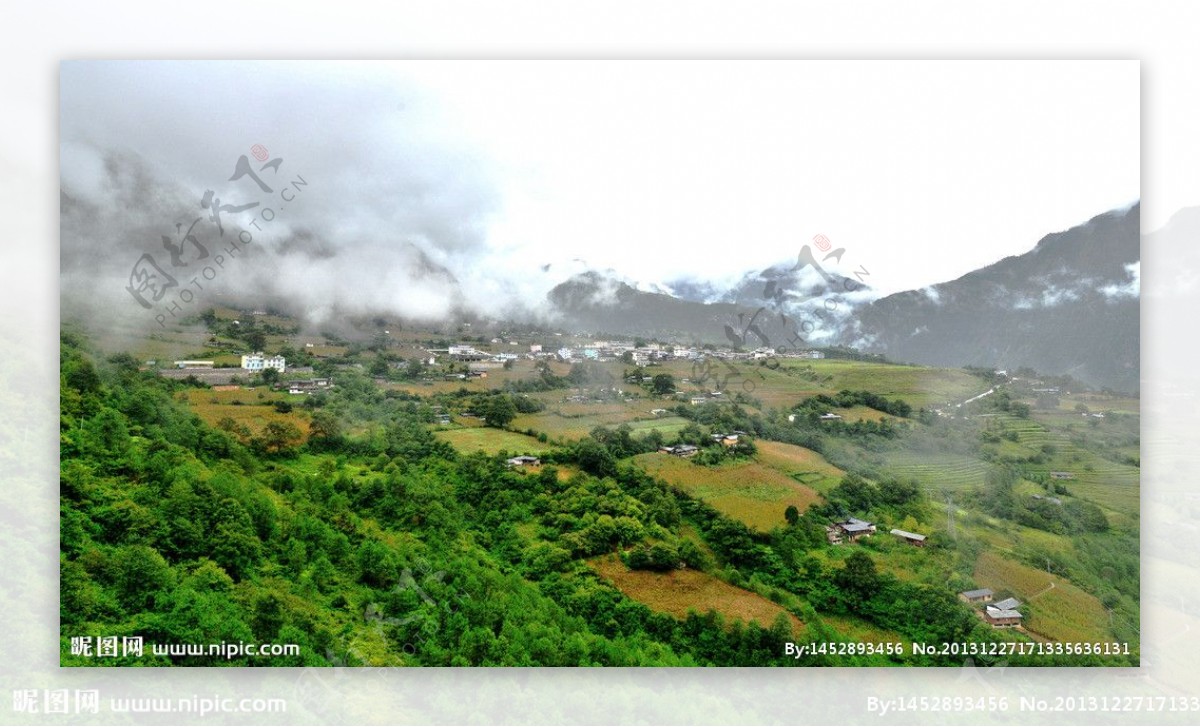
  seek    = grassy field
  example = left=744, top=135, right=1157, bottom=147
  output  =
left=973, top=551, right=1111, bottom=644
left=633, top=451, right=822, bottom=531
left=754, top=440, right=845, bottom=494
left=589, top=555, right=801, bottom=632
left=781, top=359, right=988, bottom=408
left=434, top=427, right=551, bottom=456
left=649, top=357, right=988, bottom=412
left=625, top=416, right=691, bottom=435
left=835, top=405, right=896, bottom=423
left=512, top=407, right=688, bottom=442
left=180, top=387, right=311, bottom=441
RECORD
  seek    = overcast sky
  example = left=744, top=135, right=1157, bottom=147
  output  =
left=60, top=60, right=1139, bottom=323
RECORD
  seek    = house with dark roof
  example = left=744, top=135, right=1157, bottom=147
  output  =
left=659, top=444, right=699, bottom=458
left=830, top=517, right=876, bottom=543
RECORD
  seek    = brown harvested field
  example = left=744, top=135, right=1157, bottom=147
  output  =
left=633, top=451, right=822, bottom=531
left=590, top=555, right=801, bottom=632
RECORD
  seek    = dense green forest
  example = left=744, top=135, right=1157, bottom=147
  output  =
left=59, top=330, right=1131, bottom=666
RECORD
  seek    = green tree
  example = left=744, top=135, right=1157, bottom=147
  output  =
left=878, top=478, right=921, bottom=506
left=244, top=329, right=268, bottom=352
left=369, top=357, right=391, bottom=377
left=475, top=395, right=517, bottom=429
left=784, top=505, right=800, bottom=526
left=628, top=543, right=679, bottom=572
left=309, top=410, right=342, bottom=442
left=834, top=550, right=880, bottom=604
left=257, top=421, right=303, bottom=455
left=830, top=473, right=878, bottom=513
left=650, top=373, right=676, bottom=395
left=573, top=438, right=617, bottom=478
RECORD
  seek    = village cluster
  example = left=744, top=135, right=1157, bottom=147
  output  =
left=440, top=340, right=827, bottom=366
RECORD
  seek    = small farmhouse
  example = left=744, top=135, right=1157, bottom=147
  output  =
left=505, top=455, right=541, bottom=468
left=889, top=528, right=927, bottom=547
left=958, top=588, right=994, bottom=604
left=659, top=444, right=699, bottom=458
left=830, top=517, right=876, bottom=543
left=983, top=602, right=1023, bottom=628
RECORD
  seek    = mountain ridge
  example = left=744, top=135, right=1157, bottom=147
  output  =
left=547, top=203, right=1140, bottom=391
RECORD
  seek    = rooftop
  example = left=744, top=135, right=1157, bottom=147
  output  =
left=960, top=588, right=994, bottom=599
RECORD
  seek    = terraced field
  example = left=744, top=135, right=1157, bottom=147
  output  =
left=996, top=415, right=1140, bottom=515
left=633, top=451, right=822, bottom=531
left=879, top=451, right=990, bottom=490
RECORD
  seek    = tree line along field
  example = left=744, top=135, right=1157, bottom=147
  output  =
left=62, top=318, right=1139, bottom=666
